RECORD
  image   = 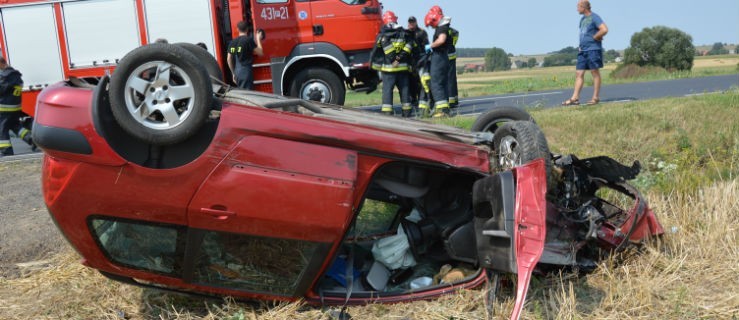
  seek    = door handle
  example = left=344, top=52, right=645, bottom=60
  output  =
left=200, top=206, right=236, bottom=219
left=313, top=24, right=324, bottom=36
left=361, top=7, right=380, bottom=15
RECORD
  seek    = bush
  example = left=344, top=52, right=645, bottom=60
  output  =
left=485, top=47, right=512, bottom=71
left=623, top=26, right=695, bottom=71
left=610, top=63, right=669, bottom=79
left=708, top=42, right=730, bottom=55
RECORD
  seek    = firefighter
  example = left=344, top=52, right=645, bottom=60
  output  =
left=407, top=16, right=429, bottom=113
left=227, top=21, right=264, bottom=90
left=424, top=7, right=453, bottom=117
left=0, top=57, right=32, bottom=156
left=371, top=11, right=413, bottom=117
left=448, top=27, right=460, bottom=108
left=416, top=52, right=434, bottom=116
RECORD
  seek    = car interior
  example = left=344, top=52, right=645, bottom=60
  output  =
left=316, top=161, right=486, bottom=297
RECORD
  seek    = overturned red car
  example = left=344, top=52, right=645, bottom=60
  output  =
left=33, top=44, right=663, bottom=319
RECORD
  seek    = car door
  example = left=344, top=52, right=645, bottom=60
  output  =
left=186, top=134, right=358, bottom=297
left=473, top=159, right=547, bottom=319
left=249, top=0, right=302, bottom=92
left=307, top=0, right=381, bottom=51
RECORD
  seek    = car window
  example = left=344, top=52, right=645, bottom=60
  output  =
left=351, top=199, right=400, bottom=237
left=192, top=231, right=321, bottom=295
left=90, top=218, right=185, bottom=275
left=340, top=0, right=367, bottom=4
left=256, top=0, right=288, bottom=3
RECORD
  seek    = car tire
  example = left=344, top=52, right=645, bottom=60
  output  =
left=470, top=106, right=534, bottom=133
left=109, top=43, right=213, bottom=145
left=493, top=121, right=555, bottom=191
left=174, top=42, right=223, bottom=81
left=289, top=67, right=345, bottom=105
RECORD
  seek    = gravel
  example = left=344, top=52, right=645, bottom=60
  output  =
left=0, top=158, right=66, bottom=278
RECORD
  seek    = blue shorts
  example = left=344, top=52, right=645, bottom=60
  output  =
left=576, top=50, right=603, bottom=70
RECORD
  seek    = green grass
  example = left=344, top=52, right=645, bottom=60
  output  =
left=435, top=90, right=739, bottom=195
left=345, top=58, right=739, bottom=107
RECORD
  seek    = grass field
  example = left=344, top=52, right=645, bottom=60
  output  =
left=1, top=91, right=737, bottom=319
left=345, top=55, right=739, bottom=107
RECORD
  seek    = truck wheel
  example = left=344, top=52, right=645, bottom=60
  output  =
left=289, top=67, right=345, bottom=105
left=493, top=121, right=555, bottom=191
left=174, top=42, right=223, bottom=81
left=471, top=106, right=534, bottom=133
left=109, top=43, right=213, bottom=145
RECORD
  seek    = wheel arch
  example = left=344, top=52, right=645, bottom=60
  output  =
left=281, top=43, right=350, bottom=96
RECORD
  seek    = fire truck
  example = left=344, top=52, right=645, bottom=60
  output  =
left=0, top=0, right=383, bottom=117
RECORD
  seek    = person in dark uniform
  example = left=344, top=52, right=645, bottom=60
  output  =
left=227, top=21, right=264, bottom=89
left=370, top=11, right=414, bottom=117
left=407, top=16, right=429, bottom=113
left=424, top=6, right=453, bottom=117
left=0, top=57, right=32, bottom=156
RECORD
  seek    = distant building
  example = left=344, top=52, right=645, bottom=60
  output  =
left=464, top=63, right=485, bottom=73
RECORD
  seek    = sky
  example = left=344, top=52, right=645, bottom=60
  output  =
left=379, top=0, right=739, bottom=55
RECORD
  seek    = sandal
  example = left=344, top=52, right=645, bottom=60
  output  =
left=561, top=98, right=580, bottom=106
left=586, top=98, right=600, bottom=105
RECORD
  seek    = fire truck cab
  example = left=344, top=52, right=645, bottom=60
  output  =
left=0, top=0, right=382, bottom=117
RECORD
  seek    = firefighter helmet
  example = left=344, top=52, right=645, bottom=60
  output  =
left=382, top=11, right=398, bottom=25
left=430, top=5, right=443, bottom=15
left=424, top=10, right=442, bottom=28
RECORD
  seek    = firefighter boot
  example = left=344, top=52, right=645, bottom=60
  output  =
left=0, top=146, right=13, bottom=157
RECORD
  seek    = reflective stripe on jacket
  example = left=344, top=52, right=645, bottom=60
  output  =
left=0, top=67, right=23, bottom=112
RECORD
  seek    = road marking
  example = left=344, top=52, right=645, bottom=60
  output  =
left=462, top=91, right=563, bottom=103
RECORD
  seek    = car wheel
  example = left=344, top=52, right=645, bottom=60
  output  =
left=289, top=67, right=345, bottom=105
left=493, top=121, right=555, bottom=191
left=174, top=42, right=223, bottom=81
left=109, top=43, right=213, bottom=145
left=470, top=106, right=534, bottom=133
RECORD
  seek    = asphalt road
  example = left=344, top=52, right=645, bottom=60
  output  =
left=4, top=74, right=737, bottom=161
left=361, top=73, right=739, bottom=116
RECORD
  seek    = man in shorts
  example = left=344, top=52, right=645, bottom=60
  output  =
left=563, top=0, right=608, bottom=106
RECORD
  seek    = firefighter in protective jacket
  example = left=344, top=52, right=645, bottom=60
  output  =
left=0, top=57, right=32, bottom=156
left=371, top=11, right=414, bottom=117
left=424, top=6, right=453, bottom=117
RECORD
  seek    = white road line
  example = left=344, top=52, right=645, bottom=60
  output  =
left=462, top=91, right=563, bottom=103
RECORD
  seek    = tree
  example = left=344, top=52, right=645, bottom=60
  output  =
left=604, top=49, right=621, bottom=62
left=542, top=46, right=578, bottom=67
left=543, top=53, right=577, bottom=67
left=485, top=47, right=512, bottom=71
left=623, top=26, right=695, bottom=71
left=708, top=42, right=730, bottom=55
left=527, top=57, right=537, bottom=68
left=550, top=46, right=579, bottom=55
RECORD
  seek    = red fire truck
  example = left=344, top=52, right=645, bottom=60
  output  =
left=0, top=0, right=383, bottom=117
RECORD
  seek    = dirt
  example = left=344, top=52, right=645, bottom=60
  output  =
left=0, top=158, right=66, bottom=278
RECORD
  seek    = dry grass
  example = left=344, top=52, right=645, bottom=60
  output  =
left=1, top=180, right=736, bottom=319
left=2, top=93, right=738, bottom=319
